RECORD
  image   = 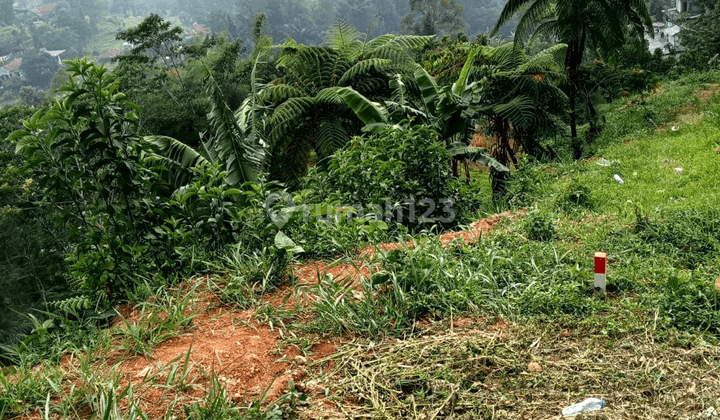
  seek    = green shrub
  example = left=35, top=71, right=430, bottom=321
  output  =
left=523, top=210, right=556, bottom=242
left=305, top=124, right=463, bottom=231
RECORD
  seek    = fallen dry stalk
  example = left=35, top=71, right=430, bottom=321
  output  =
left=309, top=319, right=720, bottom=420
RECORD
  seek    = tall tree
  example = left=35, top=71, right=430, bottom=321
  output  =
left=491, top=0, right=653, bottom=159
left=401, top=0, right=467, bottom=37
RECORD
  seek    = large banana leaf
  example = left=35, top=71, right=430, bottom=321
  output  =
left=336, top=87, right=389, bottom=125
left=452, top=47, right=479, bottom=96
left=447, top=143, right=510, bottom=173
left=413, top=65, right=439, bottom=117
left=203, top=66, right=264, bottom=186
left=144, top=135, right=208, bottom=188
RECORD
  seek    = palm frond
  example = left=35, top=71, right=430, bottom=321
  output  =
left=513, top=0, right=556, bottom=45
left=269, top=97, right=314, bottom=140
left=337, top=58, right=392, bottom=86
left=324, top=19, right=362, bottom=56
left=529, top=19, right=561, bottom=45
left=492, top=95, right=536, bottom=129
left=492, top=0, right=535, bottom=37
left=259, top=84, right=307, bottom=103
left=314, top=87, right=345, bottom=106
left=316, top=118, right=349, bottom=158
left=518, top=43, right=568, bottom=75
left=486, top=43, right=527, bottom=70
left=366, top=34, right=433, bottom=53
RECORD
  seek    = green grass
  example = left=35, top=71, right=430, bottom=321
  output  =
left=303, top=71, right=720, bottom=342
left=582, top=120, right=720, bottom=217
left=3, top=71, right=720, bottom=419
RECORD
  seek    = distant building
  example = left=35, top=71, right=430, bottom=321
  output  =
left=40, top=48, right=65, bottom=64
left=4, top=57, right=22, bottom=72
left=45, top=49, right=65, bottom=61
left=30, top=3, right=55, bottom=16
left=646, top=0, right=702, bottom=55
left=188, top=23, right=210, bottom=37
left=673, top=0, right=702, bottom=16
left=2, top=57, right=24, bottom=80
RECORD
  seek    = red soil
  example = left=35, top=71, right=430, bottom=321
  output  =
left=17, top=212, right=515, bottom=419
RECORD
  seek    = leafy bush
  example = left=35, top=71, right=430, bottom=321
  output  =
left=305, top=124, right=463, bottom=231
left=10, top=59, right=169, bottom=302
left=1, top=106, right=74, bottom=362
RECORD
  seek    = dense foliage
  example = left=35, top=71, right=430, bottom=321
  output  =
left=1, top=0, right=720, bottom=401
left=305, top=124, right=462, bottom=230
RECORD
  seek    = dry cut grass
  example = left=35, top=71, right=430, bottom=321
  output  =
left=307, top=318, right=720, bottom=420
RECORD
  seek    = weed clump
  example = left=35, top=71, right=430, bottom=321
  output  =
left=559, top=183, right=593, bottom=213
left=523, top=210, right=556, bottom=241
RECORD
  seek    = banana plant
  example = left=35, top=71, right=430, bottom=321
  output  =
left=336, top=46, right=510, bottom=179
left=144, top=36, right=273, bottom=190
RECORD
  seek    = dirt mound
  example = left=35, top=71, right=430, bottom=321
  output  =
left=109, top=297, right=338, bottom=419
left=360, top=210, right=518, bottom=257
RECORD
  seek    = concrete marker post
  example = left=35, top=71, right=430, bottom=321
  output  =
left=594, top=252, right=607, bottom=292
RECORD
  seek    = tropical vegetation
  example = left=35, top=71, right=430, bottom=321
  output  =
left=2, top=0, right=720, bottom=418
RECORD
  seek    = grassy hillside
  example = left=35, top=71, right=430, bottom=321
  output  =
left=2, top=71, right=720, bottom=419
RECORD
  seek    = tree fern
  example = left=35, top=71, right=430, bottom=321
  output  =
left=491, top=0, right=652, bottom=156
left=337, top=58, right=392, bottom=86
left=316, top=118, right=349, bottom=158
left=324, top=19, right=362, bottom=56
left=259, top=21, right=429, bottom=184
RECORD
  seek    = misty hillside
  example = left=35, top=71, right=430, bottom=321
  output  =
left=0, top=0, right=515, bottom=106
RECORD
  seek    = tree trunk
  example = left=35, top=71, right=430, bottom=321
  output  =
left=464, top=160, right=471, bottom=185
left=491, top=117, right=512, bottom=197
left=566, top=27, right=587, bottom=160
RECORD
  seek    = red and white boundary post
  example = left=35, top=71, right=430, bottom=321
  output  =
left=594, top=252, right=607, bottom=292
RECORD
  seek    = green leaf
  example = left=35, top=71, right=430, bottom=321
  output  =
left=336, top=87, right=389, bottom=125
left=413, top=65, right=439, bottom=116
left=452, top=47, right=479, bottom=96
left=274, top=231, right=305, bottom=254
left=447, top=144, right=510, bottom=173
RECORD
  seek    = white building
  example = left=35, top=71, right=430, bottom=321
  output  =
left=646, top=0, right=702, bottom=55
